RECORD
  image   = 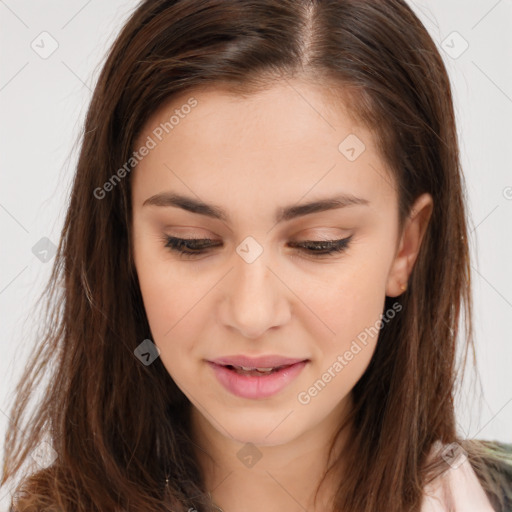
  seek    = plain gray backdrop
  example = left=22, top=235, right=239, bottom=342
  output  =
left=1, top=0, right=511, bottom=507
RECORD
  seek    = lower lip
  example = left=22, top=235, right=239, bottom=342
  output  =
left=207, top=361, right=308, bottom=399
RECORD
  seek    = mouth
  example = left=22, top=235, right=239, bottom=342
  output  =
left=207, top=360, right=309, bottom=399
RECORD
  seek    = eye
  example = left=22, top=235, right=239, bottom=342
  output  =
left=163, top=236, right=221, bottom=258
left=288, top=236, right=353, bottom=257
left=162, top=235, right=353, bottom=259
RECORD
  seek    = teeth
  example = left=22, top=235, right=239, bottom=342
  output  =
left=240, top=366, right=275, bottom=372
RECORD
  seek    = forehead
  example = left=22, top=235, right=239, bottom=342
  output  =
left=137, top=79, right=367, bottom=151
left=131, top=80, right=397, bottom=219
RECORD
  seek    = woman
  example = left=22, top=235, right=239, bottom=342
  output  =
left=2, top=1, right=511, bottom=511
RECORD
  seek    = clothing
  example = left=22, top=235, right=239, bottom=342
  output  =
left=421, top=440, right=512, bottom=512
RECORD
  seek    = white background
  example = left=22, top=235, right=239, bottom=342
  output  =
left=1, top=0, right=511, bottom=507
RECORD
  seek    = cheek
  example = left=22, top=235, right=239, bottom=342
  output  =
left=133, top=236, right=216, bottom=386
left=297, top=257, right=390, bottom=345
left=137, top=270, right=203, bottom=352
left=294, top=292, right=385, bottom=410
left=134, top=261, right=197, bottom=381
left=133, top=235, right=192, bottom=342
left=294, top=249, right=392, bottom=392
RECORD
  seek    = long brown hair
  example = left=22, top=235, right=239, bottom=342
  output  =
left=1, top=1, right=509, bottom=511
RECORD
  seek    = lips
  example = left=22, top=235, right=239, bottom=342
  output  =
left=207, top=359, right=309, bottom=399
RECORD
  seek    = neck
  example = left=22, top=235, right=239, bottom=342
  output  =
left=189, top=394, right=353, bottom=512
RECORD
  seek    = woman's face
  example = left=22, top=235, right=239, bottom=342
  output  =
left=130, top=80, right=431, bottom=446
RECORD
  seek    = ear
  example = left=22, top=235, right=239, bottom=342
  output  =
left=386, top=193, right=433, bottom=297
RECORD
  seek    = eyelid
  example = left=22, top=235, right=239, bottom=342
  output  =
left=161, top=234, right=353, bottom=259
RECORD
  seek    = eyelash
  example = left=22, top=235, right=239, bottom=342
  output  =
left=163, top=235, right=353, bottom=259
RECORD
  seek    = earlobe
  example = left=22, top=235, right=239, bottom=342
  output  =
left=386, top=193, right=433, bottom=297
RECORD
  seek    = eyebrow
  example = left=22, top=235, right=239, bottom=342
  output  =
left=142, top=192, right=370, bottom=223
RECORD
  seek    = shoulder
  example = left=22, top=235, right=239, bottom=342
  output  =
left=471, top=440, right=512, bottom=512
left=421, top=440, right=512, bottom=512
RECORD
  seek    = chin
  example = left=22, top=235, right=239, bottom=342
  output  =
left=217, top=413, right=300, bottom=447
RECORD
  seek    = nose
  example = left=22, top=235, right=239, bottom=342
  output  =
left=219, top=248, right=291, bottom=339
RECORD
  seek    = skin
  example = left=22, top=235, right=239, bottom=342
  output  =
left=131, top=79, right=433, bottom=512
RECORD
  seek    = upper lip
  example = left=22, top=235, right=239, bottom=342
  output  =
left=209, top=355, right=309, bottom=369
